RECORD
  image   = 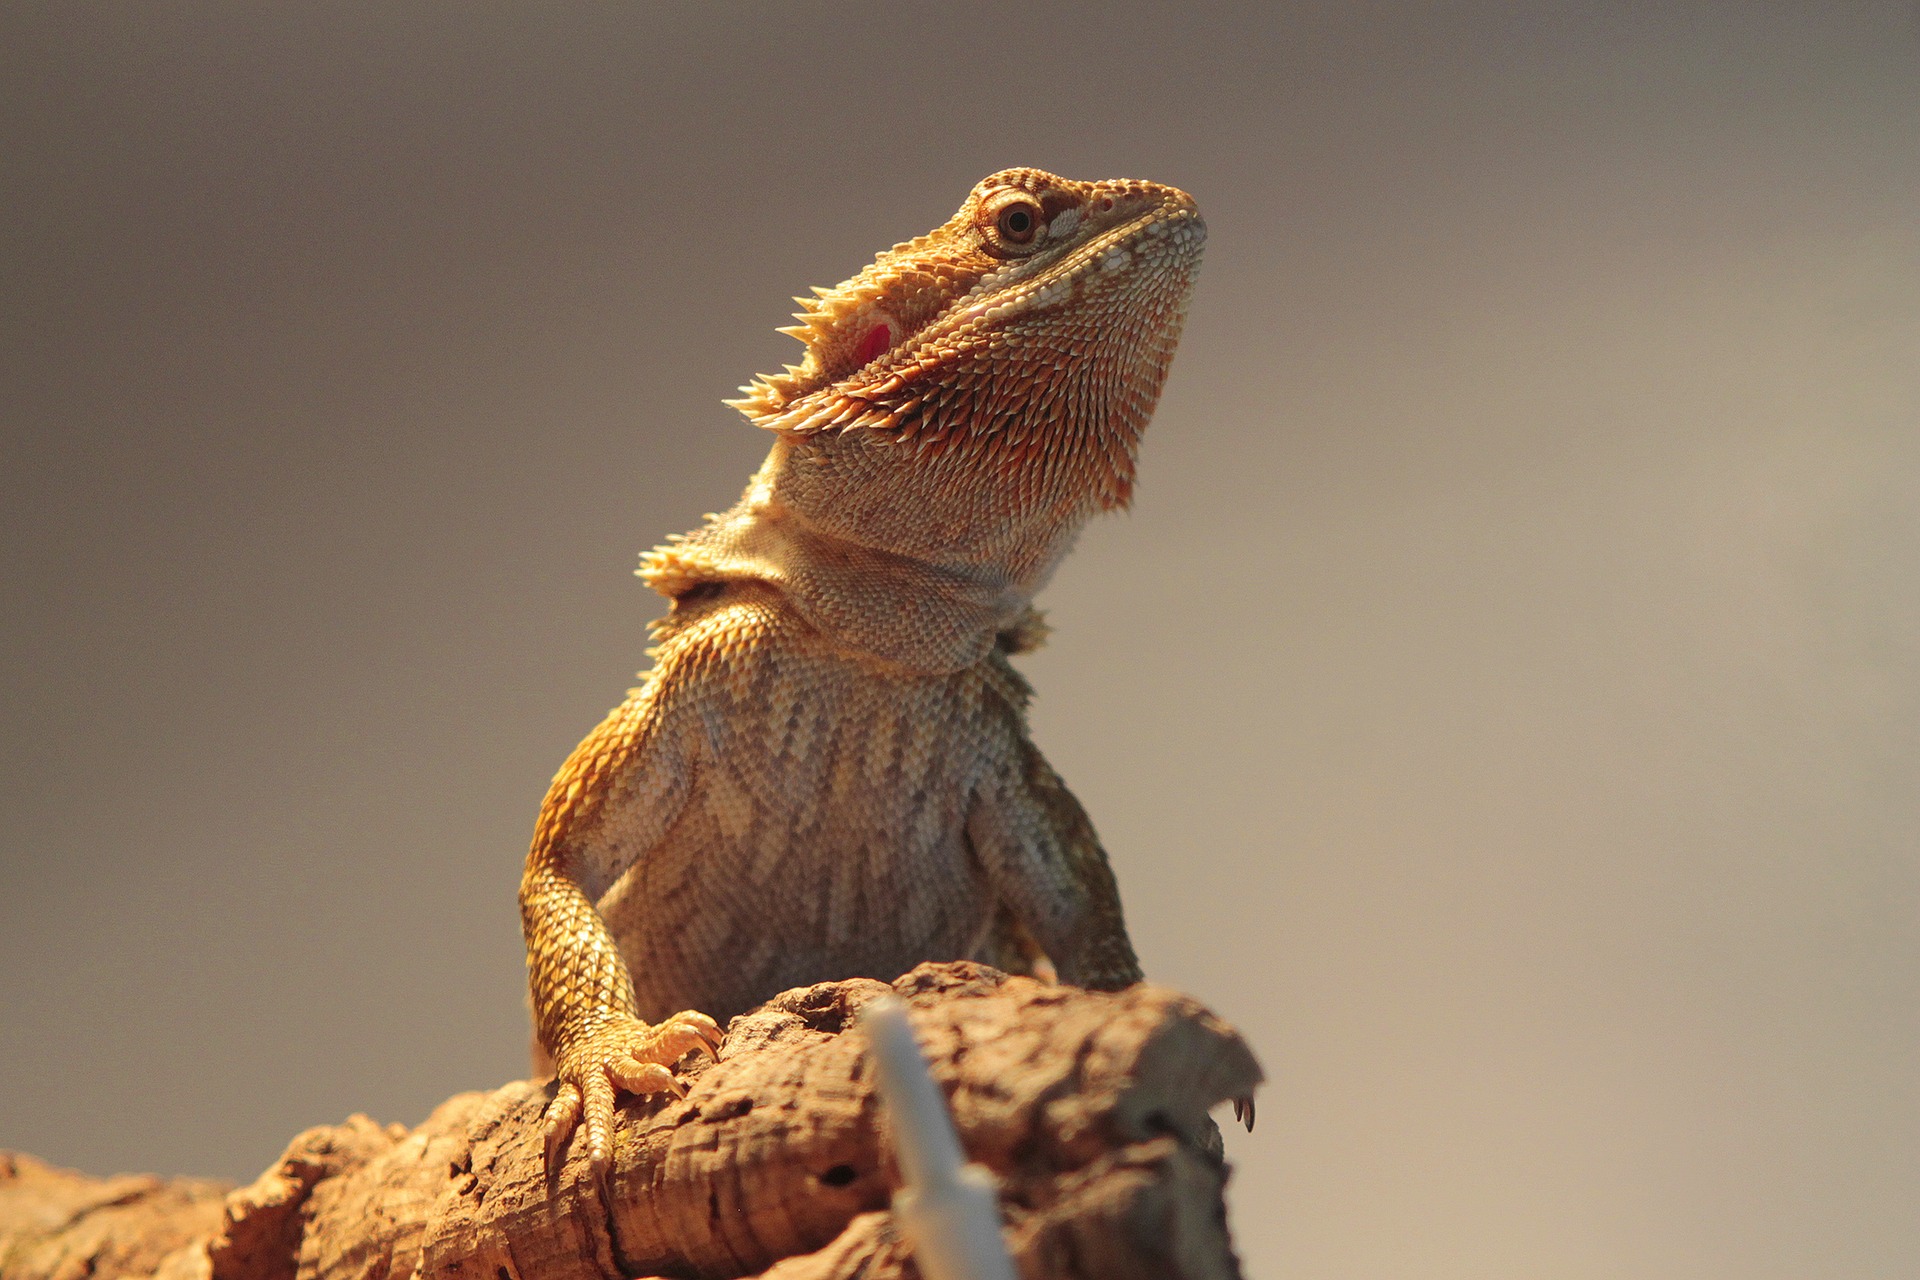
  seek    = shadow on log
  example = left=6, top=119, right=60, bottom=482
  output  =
left=0, top=963, right=1262, bottom=1280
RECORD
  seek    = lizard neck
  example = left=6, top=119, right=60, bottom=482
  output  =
left=640, top=456, right=1051, bottom=674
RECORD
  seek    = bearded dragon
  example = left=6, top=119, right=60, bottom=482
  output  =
left=520, top=168, right=1207, bottom=1179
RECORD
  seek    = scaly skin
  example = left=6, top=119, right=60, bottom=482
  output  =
left=521, top=168, right=1206, bottom=1180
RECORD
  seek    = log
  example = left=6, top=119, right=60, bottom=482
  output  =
left=0, top=963, right=1262, bottom=1280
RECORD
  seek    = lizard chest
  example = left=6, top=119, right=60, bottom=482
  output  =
left=591, top=634, right=1011, bottom=1021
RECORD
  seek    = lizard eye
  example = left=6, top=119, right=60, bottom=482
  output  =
left=978, top=191, right=1047, bottom=256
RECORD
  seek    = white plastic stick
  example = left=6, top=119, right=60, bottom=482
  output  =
left=859, top=995, right=1018, bottom=1280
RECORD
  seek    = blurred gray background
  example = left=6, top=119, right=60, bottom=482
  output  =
left=4, top=4, right=1916, bottom=1276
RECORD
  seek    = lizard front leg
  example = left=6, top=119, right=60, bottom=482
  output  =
left=520, top=701, right=721, bottom=1186
left=964, top=734, right=1143, bottom=991
left=965, top=734, right=1256, bottom=1129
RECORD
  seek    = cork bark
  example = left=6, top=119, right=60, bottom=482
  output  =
left=0, top=963, right=1261, bottom=1280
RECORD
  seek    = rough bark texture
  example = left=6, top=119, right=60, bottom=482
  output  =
left=0, top=963, right=1261, bottom=1280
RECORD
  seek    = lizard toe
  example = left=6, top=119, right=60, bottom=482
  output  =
left=642, top=1010, right=725, bottom=1065
left=610, top=1058, right=685, bottom=1098
left=540, top=1080, right=583, bottom=1173
left=580, top=1066, right=617, bottom=1177
left=681, top=1011, right=726, bottom=1059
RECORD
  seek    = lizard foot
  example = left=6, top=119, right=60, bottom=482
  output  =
left=541, top=1010, right=724, bottom=1184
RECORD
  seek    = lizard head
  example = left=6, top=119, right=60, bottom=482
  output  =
left=727, top=168, right=1205, bottom=513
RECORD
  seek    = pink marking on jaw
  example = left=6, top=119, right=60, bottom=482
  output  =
left=853, top=322, right=893, bottom=367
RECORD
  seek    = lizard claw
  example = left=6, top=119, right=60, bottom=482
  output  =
left=1232, top=1094, right=1256, bottom=1132
left=543, top=1009, right=724, bottom=1181
left=667, top=1010, right=726, bottom=1061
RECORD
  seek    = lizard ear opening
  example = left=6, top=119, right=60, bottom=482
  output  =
left=852, top=322, right=894, bottom=369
